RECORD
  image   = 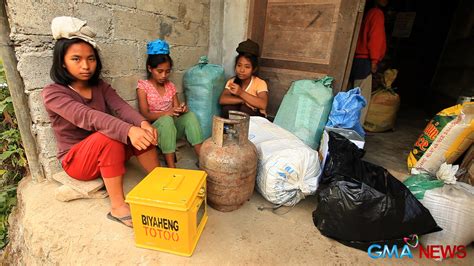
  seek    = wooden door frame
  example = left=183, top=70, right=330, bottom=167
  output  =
left=339, top=0, right=366, bottom=92
left=247, top=0, right=365, bottom=93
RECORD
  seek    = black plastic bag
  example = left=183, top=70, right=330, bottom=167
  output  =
left=313, top=132, right=441, bottom=250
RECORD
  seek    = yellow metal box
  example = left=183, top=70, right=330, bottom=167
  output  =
left=125, top=167, right=208, bottom=256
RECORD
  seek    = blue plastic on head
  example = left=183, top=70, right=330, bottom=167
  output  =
left=147, top=39, right=169, bottom=55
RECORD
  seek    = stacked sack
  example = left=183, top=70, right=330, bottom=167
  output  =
left=404, top=174, right=474, bottom=251
left=408, top=102, right=474, bottom=174
left=406, top=103, right=473, bottom=255
left=420, top=183, right=474, bottom=248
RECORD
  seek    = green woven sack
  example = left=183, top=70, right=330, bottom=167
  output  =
left=274, top=76, right=334, bottom=149
left=183, top=56, right=225, bottom=139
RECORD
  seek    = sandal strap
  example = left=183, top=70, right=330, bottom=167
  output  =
left=117, top=215, right=132, bottom=221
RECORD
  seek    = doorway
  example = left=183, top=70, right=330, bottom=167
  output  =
left=379, top=0, right=462, bottom=114
left=359, top=0, right=472, bottom=176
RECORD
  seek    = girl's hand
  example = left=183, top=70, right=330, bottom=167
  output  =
left=128, top=126, right=156, bottom=150
left=140, top=121, right=158, bottom=145
left=371, top=61, right=378, bottom=73
left=162, top=108, right=177, bottom=117
left=228, top=82, right=243, bottom=96
left=180, top=103, right=188, bottom=113
left=172, top=106, right=182, bottom=116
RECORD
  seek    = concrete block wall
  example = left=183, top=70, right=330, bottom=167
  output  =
left=5, top=0, right=210, bottom=180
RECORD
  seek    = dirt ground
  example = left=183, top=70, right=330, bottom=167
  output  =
left=3, top=108, right=473, bottom=264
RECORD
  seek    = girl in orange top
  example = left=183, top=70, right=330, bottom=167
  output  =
left=219, top=39, right=268, bottom=118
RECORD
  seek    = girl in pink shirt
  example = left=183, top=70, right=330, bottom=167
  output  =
left=137, top=39, right=203, bottom=168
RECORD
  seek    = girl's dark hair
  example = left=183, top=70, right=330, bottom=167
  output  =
left=235, top=52, right=259, bottom=74
left=146, top=54, right=173, bottom=79
left=50, top=38, right=102, bottom=86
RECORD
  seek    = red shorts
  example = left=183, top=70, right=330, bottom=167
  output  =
left=61, top=132, right=152, bottom=181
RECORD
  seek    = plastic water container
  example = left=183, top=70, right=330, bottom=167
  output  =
left=126, top=168, right=208, bottom=256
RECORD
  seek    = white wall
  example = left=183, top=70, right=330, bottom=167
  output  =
left=209, top=0, right=250, bottom=78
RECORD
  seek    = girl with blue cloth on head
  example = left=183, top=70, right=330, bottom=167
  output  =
left=137, top=39, right=203, bottom=168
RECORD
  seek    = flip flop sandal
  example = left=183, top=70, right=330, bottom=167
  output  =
left=107, top=212, right=133, bottom=228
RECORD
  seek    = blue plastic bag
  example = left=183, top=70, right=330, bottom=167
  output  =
left=183, top=56, right=225, bottom=139
left=274, top=76, right=334, bottom=149
left=326, top=87, right=366, bottom=137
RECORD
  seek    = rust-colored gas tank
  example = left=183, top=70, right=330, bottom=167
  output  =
left=199, top=111, right=258, bottom=212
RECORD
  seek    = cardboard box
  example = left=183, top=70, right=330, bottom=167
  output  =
left=126, top=167, right=208, bottom=256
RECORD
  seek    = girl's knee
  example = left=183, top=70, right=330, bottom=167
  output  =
left=155, top=116, right=176, bottom=132
left=185, top=111, right=198, bottom=120
left=89, top=132, right=111, bottom=142
left=92, top=134, right=124, bottom=155
left=157, top=115, right=174, bottom=125
left=182, top=112, right=200, bottom=125
left=104, top=138, right=126, bottom=155
left=94, top=135, right=127, bottom=175
left=90, top=133, right=125, bottom=151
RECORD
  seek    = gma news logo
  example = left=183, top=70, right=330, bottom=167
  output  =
left=367, top=235, right=467, bottom=259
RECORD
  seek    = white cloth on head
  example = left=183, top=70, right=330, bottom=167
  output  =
left=51, top=16, right=97, bottom=48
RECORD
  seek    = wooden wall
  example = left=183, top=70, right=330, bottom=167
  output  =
left=431, top=0, right=474, bottom=106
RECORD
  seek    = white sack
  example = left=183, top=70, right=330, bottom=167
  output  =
left=249, top=117, right=322, bottom=206
left=420, top=182, right=474, bottom=247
